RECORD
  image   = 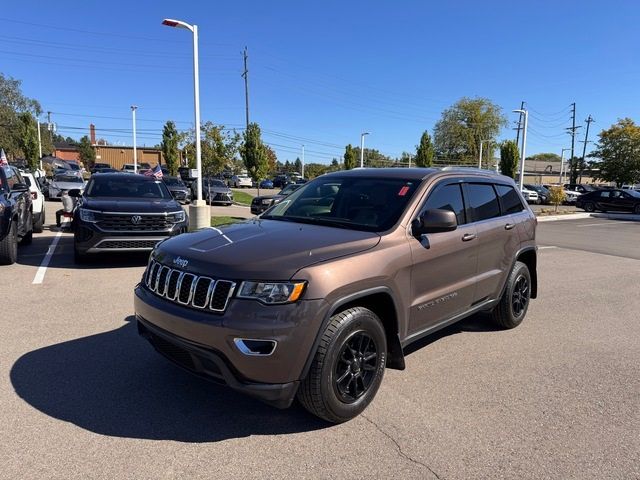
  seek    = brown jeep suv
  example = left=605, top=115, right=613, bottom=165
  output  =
left=134, top=168, right=537, bottom=423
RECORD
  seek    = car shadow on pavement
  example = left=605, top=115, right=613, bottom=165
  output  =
left=10, top=318, right=326, bottom=443
left=17, top=234, right=150, bottom=270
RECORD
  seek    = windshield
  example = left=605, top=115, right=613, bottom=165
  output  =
left=626, top=189, right=640, bottom=198
left=164, top=177, right=185, bottom=187
left=208, top=179, right=226, bottom=187
left=54, top=175, right=83, bottom=183
left=262, top=176, right=420, bottom=232
left=85, top=176, right=172, bottom=199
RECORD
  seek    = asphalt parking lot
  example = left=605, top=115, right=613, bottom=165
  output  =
left=2, top=202, right=639, bottom=479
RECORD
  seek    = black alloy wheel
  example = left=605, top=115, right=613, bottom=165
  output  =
left=334, top=331, right=379, bottom=403
left=634, top=204, right=640, bottom=215
left=511, top=275, right=530, bottom=318
left=584, top=202, right=595, bottom=212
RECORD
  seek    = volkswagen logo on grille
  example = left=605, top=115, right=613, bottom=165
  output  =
left=131, top=215, right=142, bottom=225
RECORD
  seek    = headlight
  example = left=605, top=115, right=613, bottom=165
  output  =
left=169, top=210, right=186, bottom=223
left=262, top=199, right=272, bottom=205
left=79, top=208, right=99, bottom=223
left=238, top=281, right=306, bottom=304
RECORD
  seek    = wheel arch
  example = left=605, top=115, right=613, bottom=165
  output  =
left=300, top=287, right=405, bottom=382
left=516, top=247, right=537, bottom=299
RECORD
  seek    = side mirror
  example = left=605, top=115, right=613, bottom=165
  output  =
left=412, top=208, right=457, bottom=237
left=67, top=189, right=81, bottom=198
left=11, top=182, right=29, bottom=192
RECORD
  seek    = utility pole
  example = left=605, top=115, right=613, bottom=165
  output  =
left=46, top=111, right=53, bottom=143
left=241, top=46, right=250, bottom=129
left=301, top=144, right=305, bottom=178
left=578, top=115, right=594, bottom=183
left=565, top=103, right=582, bottom=184
left=514, top=101, right=525, bottom=146
left=36, top=116, right=42, bottom=169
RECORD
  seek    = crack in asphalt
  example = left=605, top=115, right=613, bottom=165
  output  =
left=361, top=414, right=443, bottom=479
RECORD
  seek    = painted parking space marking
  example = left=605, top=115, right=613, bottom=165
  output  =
left=32, top=231, right=63, bottom=285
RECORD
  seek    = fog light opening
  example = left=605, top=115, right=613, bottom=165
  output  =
left=234, top=338, right=277, bottom=356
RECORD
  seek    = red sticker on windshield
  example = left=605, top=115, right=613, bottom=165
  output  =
left=398, top=186, right=409, bottom=196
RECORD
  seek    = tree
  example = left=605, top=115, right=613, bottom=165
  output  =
left=352, top=147, right=393, bottom=167
left=264, top=145, right=278, bottom=174
left=500, top=140, right=519, bottom=179
left=589, top=118, right=640, bottom=187
left=294, top=157, right=303, bottom=174
left=240, top=123, right=269, bottom=193
left=414, top=130, right=435, bottom=167
left=161, top=121, right=180, bottom=176
left=0, top=73, right=42, bottom=158
left=17, top=113, right=39, bottom=170
left=343, top=144, right=357, bottom=170
left=304, top=163, right=330, bottom=179
left=526, top=152, right=561, bottom=163
left=330, top=158, right=341, bottom=170
left=78, top=136, right=96, bottom=169
left=180, top=123, right=240, bottom=175
left=433, top=97, right=507, bottom=165
left=548, top=186, right=566, bottom=213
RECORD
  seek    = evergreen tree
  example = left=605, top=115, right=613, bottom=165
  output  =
left=414, top=130, right=435, bottom=167
left=500, top=140, right=519, bottom=179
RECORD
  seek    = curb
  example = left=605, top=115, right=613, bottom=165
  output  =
left=537, top=212, right=640, bottom=222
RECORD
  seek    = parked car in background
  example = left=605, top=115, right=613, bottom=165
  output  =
left=564, top=183, right=598, bottom=194
left=520, top=187, right=539, bottom=204
left=135, top=168, right=537, bottom=422
left=295, top=178, right=308, bottom=184
left=93, top=168, right=118, bottom=174
left=0, top=165, right=33, bottom=264
left=272, top=174, right=292, bottom=188
left=163, top=176, right=192, bottom=204
left=576, top=189, right=640, bottom=214
left=21, top=172, right=45, bottom=233
left=250, top=183, right=302, bottom=215
left=523, top=184, right=550, bottom=205
left=230, top=174, right=253, bottom=188
left=90, top=162, right=111, bottom=173
left=72, top=173, right=188, bottom=263
left=48, top=174, right=87, bottom=200
left=204, top=178, right=233, bottom=205
left=259, top=179, right=274, bottom=189
left=121, top=163, right=151, bottom=174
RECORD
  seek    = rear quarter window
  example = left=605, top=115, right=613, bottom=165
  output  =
left=495, top=184, right=525, bottom=214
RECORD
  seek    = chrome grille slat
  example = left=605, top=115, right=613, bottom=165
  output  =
left=144, top=260, right=235, bottom=313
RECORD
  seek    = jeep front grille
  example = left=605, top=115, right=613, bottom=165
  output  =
left=144, top=260, right=235, bottom=312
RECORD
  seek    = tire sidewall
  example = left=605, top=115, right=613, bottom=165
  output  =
left=506, top=263, right=532, bottom=326
left=584, top=202, right=595, bottom=212
left=320, top=310, right=386, bottom=422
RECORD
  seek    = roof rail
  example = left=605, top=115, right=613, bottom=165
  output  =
left=439, top=166, right=500, bottom=175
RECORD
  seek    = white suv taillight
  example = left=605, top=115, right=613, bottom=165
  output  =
left=31, top=191, right=38, bottom=200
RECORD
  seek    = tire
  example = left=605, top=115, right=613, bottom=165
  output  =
left=584, top=202, right=595, bottom=212
left=297, top=307, right=387, bottom=423
left=634, top=204, right=640, bottom=215
left=0, top=220, right=18, bottom=265
left=73, top=235, right=87, bottom=264
left=34, top=210, right=44, bottom=233
left=492, top=261, right=531, bottom=329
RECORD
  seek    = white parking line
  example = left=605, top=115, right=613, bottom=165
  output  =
left=32, top=231, right=63, bottom=285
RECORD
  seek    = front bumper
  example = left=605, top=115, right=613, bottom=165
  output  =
left=75, top=221, right=187, bottom=254
left=134, top=284, right=329, bottom=407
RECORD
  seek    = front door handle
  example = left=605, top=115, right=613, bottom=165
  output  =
left=462, top=233, right=476, bottom=242
left=505, top=223, right=515, bottom=230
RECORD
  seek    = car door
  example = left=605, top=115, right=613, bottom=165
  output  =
left=3, top=167, right=25, bottom=235
left=616, top=191, right=635, bottom=211
left=463, top=182, right=518, bottom=304
left=408, top=180, right=478, bottom=335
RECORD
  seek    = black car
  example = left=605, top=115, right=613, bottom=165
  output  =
left=576, top=188, right=640, bottom=214
left=163, top=176, right=192, bottom=204
left=90, top=162, right=112, bottom=173
left=523, top=184, right=551, bottom=204
left=251, top=183, right=302, bottom=215
left=272, top=174, right=292, bottom=189
left=72, top=173, right=188, bottom=262
left=564, top=183, right=598, bottom=194
left=203, top=178, right=233, bottom=205
left=0, top=165, right=33, bottom=264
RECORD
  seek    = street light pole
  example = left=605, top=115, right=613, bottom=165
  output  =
left=559, top=148, right=571, bottom=184
left=513, top=109, right=528, bottom=190
left=163, top=18, right=207, bottom=230
left=131, top=105, right=138, bottom=173
left=36, top=117, right=43, bottom=170
left=301, top=144, right=305, bottom=178
left=478, top=140, right=485, bottom=169
left=360, top=132, right=369, bottom=168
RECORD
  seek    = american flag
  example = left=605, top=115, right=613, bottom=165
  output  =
left=144, top=164, right=163, bottom=179
left=0, top=149, right=7, bottom=166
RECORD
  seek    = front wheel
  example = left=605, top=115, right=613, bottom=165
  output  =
left=583, top=202, right=595, bottom=212
left=297, top=307, right=387, bottom=423
left=0, top=221, right=18, bottom=265
left=634, top=204, right=640, bottom=215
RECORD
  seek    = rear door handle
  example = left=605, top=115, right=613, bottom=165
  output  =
left=505, top=223, right=516, bottom=230
left=462, top=233, right=476, bottom=242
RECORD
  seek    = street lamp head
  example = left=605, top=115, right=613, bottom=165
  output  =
left=361, top=132, right=370, bottom=136
left=162, top=18, right=194, bottom=32
left=512, top=109, right=525, bottom=114
left=130, top=105, right=137, bottom=111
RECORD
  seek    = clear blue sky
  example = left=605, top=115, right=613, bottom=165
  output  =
left=2, top=0, right=639, bottom=164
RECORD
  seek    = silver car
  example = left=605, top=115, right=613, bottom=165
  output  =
left=48, top=174, right=87, bottom=199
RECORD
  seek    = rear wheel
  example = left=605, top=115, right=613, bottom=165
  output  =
left=0, top=221, right=18, bottom=265
left=583, top=202, right=595, bottom=212
left=34, top=210, right=44, bottom=233
left=634, top=204, right=640, bottom=215
left=19, top=212, right=33, bottom=245
left=297, top=307, right=386, bottom=423
left=492, top=261, right=531, bottom=329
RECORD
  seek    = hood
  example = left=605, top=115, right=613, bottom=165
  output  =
left=167, top=185, right=189, bottom=192
left=80, top=196, right=182, bottom=212
left=152, top=219, right=381, bottom=280
left=51, top=181, right=86, bottom=190
left=253, top=194, right=276, bottom=202
left=208, top=186, right=231, bottom=194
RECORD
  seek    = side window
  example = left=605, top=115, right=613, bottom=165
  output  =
left=3, top=167, right=19, bottom=190
left=466, top=183, right=500, bottom=222
left=600, top=191, right=610, bottom=198
left=422, top=183, right=465, bottom=225
left=495, top=184, right=524, bottom=215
